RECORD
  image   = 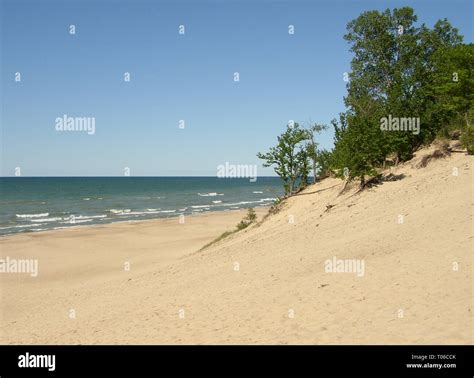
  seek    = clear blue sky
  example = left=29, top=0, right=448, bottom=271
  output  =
left=1, top=0, right=472, bottom=176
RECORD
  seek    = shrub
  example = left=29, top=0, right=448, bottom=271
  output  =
left=236, top=208, right=257, bottom=230
left=460, top=126, right=474, bottom=154
left=200, top=208, right=258, bottom=250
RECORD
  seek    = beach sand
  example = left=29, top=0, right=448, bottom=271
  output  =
left=0, top=146, right=472, bottom=344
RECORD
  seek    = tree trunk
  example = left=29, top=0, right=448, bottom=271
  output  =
left=394, top=152, right=400, bottom=166
left=338, top=179, right=350, bottom=196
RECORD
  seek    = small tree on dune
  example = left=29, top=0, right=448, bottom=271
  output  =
left=305, top=123, right=328, bottom=183
left=257, top=123, right=309, bottom=196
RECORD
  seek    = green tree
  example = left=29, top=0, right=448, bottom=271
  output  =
left=315, top=149, right=333, bottom=179
left=257, top=123, right=309, bottom=195
left=344, top=7, right=421, bottom=161
left=331, top=112, right=388, bottom=186
left=343, top=8, right=464, bottom=162
left=305, top=123, right=328, bottom=183
left=429, top=43, right=474, bottom=133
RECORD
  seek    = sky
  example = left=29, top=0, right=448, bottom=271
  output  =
left=1, top=0, right=472, bottom=176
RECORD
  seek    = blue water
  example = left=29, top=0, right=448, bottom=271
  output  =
left=0, top=177, right=283, bottom=235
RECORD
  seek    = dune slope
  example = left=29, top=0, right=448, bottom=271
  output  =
left=1, top=146, right=472, bottom=344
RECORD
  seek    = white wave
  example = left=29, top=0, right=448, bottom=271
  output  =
left=124, top=211, right=158, bottom=216
left=0, top=224, right=41, bottom=230
left=178, top=207, right=187, bottom=211
left=225, top=198, right=274, bottom=206
left=213, top=198, right=275, bottom=208
left=147, top=208, right=160, bottom=212
left=113, top=209, right=176, bottom=216
left=216, top=201, right=253, bottom=207
left=253, top=191, right=263, bottom=194
left=59, top=219, right=93, bottom=224
left=74, top=215, right=107, bottom=220
left=191, top=205, right=210, bottom=209
left=83, top=198, right=91, bottom=201
left=198, top=192, right=224, bottom=197
left=16, top=212, right=49, bottom=219
left=30, top=217, right=63, bottom=223
left=212, top=200, right=222, bottom=204
left=109, top=209, right=131, bottom=214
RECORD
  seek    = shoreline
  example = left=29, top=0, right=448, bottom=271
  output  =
left=0, top=206, right=270, bottom=344
left=0, top=206, right=271, bottom=240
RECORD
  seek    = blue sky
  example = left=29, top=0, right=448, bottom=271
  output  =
left=1, top=0, right=472, bottom=176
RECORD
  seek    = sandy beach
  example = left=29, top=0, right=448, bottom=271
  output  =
left=0, top=147, right=472, bottom=345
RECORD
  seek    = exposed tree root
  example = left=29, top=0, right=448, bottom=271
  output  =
left=416, top=148, right=451, bottom=168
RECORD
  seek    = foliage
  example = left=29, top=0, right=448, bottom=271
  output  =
left=258, top=7, right=471, bottom=192
left=460, top=125, right=474, bottom=154
left=257, top=123, right=310, bottom=195
left=305, top=123, right=328, bottom=183
left=236, top=208, right=257, bottom=230
left=429, top=43, right=474, bottom=135
left=201, top=208, right=258, bottom=250
left=332, top=7, right=468, bottom=185
left=331, top=112, right=388, bottom=184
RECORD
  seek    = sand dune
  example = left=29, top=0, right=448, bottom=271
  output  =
left=0, top=146, right=472, bottom=344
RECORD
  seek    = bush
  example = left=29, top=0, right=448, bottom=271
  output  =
left=236, top=208, right=257, bottom=230
left=200, top=208, right=258, bottom=250
left=460, top=126, right=474, bottom=154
